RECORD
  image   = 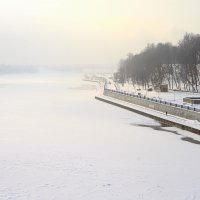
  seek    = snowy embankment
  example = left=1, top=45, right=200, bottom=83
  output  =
left=95, top=93, right=200, bottom=134
left=95, top=82, right=200, bottom=135
left=107, top=81, right=200, bottom=109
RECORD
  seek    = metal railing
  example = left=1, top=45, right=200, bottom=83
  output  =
left=104, top=88, right=200, bottom=113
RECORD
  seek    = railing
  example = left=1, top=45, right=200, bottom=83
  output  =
left=104, top=88, right=200, bottom=113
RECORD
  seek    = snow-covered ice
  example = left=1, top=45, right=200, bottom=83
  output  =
left=0, top=69, right=200, bottom=200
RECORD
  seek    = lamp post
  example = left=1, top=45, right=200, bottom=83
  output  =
left=173, top=90, right=175, bottom=101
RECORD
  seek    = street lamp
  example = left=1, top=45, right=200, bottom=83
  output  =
left=173, top=90, right=175, bottom=101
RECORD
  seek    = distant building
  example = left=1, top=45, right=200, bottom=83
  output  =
left=183, top=97, right=200, bottom=104
left=154, top=84, right=168, bottom=92
left=160, top=84, right=168, bottom=92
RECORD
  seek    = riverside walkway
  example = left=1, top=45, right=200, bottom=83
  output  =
left=95, top=93, right=200, bottom=134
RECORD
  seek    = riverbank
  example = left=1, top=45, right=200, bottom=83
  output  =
left=95, top=94, right=200, bottom=134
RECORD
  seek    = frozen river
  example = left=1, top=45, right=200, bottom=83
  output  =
left=0, top=69, right=200, bottom=200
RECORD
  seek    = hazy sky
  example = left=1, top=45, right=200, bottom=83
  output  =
left=0, top=0, right=200, bottom=67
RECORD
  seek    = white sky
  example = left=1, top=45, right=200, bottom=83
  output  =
left=0, top=0, right=200, bottom=67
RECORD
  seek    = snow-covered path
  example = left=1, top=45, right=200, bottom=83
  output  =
left=95, top=93, right=200, bottom=132
left=0, top=70, right=200, bottom=200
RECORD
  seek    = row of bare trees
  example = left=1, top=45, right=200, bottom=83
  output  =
left=115, top=33, right=200, bottom=91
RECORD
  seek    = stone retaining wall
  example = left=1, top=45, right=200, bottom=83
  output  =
left=104, top=90, right=200, bottom=121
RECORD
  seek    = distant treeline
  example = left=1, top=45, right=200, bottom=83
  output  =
left=0, top=65, right=38, bottom=74
left=115, top=33, right=200, bottom=91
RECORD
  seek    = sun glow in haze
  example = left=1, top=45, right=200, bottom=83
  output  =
left=0, top=0, right=200, bottom=67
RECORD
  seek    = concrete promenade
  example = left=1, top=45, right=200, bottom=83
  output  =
left=95, top=93, right=200, bottom=134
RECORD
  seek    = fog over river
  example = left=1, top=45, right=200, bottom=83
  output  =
left=0, top=69, right=200, bottom=200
